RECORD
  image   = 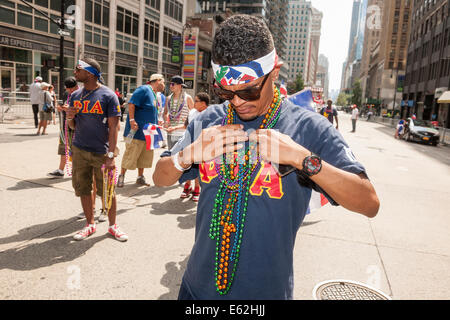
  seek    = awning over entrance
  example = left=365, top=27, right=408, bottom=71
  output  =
left=437, top=91, right=450, bottom=103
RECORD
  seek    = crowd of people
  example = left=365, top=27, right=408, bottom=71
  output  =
left=31, top=14, right=381, bottom=301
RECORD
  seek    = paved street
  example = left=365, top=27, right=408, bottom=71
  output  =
left=0, top=112, right=449, bottom=300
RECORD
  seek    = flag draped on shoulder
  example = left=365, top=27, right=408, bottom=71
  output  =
left=287, top=88, right=315, bottom=112
left=142, top=123, right=163, bottom=150
left=306, top=190, right=329, bottom=215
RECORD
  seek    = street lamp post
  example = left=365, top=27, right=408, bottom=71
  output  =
left=392, top=64, right=400, bottom=118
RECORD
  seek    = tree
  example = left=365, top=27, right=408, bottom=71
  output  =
left=351, top=80, right=362, bottom=107
left=336, top=92, right=350, bottom=106
left=287, top=72, right=304, bottom=95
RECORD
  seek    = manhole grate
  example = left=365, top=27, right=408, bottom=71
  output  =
left=313, top=280, right=391, bottom=300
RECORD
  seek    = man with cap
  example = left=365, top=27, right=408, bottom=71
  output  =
left=117, top=73, right=166, bottom=188
left=29, top=76, right=43, bottom=128
left=66, top=57, right=128, bottom=242
left=163, top=75, right=194, bottom=151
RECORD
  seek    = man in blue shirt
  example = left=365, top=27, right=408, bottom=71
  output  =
left=66, top=58, right=128, bottom=242
left=117, top=74, right=165, bottom=187
left=153, top=15, right=380, bottom=300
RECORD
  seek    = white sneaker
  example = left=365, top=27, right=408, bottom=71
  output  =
left=98, top=209, right=108, bottom=222
left=73, top=224, right=96, bottom=241
left=108, top=224, right=128, bottom=242
left=76, top=212, right=86, bottom=219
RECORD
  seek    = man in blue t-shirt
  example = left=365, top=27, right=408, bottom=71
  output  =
left=320, top=99, right=339, bottom=129
left=153, top=15, right=380, bottom=300
left=117, top=74, right=165, bottom=187
left=66, top=58, right=128, bottom=242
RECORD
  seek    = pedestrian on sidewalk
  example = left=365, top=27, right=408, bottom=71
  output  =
left=179, top=92, right=210, bottom=202
left=153, top=14, right=380, bottom=300
left=47, top=77, right=79, bottom=178
left=117, top=73, right=165, bottom=188
left=66, top=58, right=128, bottom=242
left=30, top=76, right=43, bottom=128
left=49, top=85, right=57, bottom=125
left=163, top=76, right=194, bottom=150
left=320, top=99, right=339, bottom=130
left=351, top=104, right=359, bottom=132
left=36, top=82, right=53, bottom=135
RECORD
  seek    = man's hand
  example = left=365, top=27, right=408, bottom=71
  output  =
left=104, top=157, right=115, bottom=171
left=248, top=129, right=309, bottom=168
left=130, top=119, right=138, bottom=131
left=66, top=106, right=78, bottom=119
left=181, top=124, right=248, bottom=166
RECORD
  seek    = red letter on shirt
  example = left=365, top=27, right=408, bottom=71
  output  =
left=90, top=100, right=104, bottom=114
left=200, top=160, right=218, bottom=183
left=249, top=161, right=284, bottom=199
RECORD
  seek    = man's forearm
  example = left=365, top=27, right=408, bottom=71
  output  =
left=292, top=154, right=379, bottom=217
left=108, top=117, right=119, bottom=153
left=153, top=147, right=192, bottom=187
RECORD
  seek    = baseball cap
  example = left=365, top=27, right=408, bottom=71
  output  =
left=35, top=76, right=43, bottom=82
left=40, top=82, right=50, bottom=89
left=170, top=75, right=187, bottom=88
left=149, top=74, right=164, bottom=82
left=64, top=76, right=78, bottom=89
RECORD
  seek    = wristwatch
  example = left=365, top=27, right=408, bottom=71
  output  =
left=106, top=151, right=114, bottom=159
left=301, top=153, right=322, bottom=177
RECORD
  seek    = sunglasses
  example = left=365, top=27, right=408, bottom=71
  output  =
left=212, top=74, right=270, bottom=101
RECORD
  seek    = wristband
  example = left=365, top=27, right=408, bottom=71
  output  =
left=172, top=152, right=191, bottom=172
left=130, top=118, right=135, bottom=121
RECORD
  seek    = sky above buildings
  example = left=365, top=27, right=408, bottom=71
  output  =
left=311, top=0, right=354, bottom=93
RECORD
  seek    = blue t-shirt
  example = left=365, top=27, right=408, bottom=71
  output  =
left=70, top=85, right=121, bottom=154
left=163, top=99, right=366, bottom=300
left=319, top=106, right=338, bottom=124
left=123, top=85, right=158, bottom=141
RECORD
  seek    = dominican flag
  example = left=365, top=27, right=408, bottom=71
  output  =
left=280, top=80, right=288, bottom=97
left=142, top=123, right=164, bottom=150
left=306, top=190, right=329, bottom=215
left=287, top=88, right=315, bottom=112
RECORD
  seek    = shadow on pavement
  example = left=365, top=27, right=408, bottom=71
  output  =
left=0, top=224, right=108, bottom=271
left=0, top=208, right=131, bottom=247
left=374, top=126, right=450, bottom=166
left=158, top=255, right=190, bottom=300
left=300, top=220, right=321, bottom=227
left=7, top=177, right=72, bottom=191
left=0, top=132, right=58, bottom=144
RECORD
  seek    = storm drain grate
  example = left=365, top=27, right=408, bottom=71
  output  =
left=313, top=280, right=391, bottom=300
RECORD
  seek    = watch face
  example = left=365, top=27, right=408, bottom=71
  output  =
left=305, top=156, right=321, bottom=175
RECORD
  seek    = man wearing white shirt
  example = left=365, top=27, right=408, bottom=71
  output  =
left=29, top=76, right=43, bottom=128
left=351, top=104, right=359, bottom=133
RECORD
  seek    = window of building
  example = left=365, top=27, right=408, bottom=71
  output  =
left=163, top=27, right=181, bottom=49
left=164, top=0, right=183, bottom=22
left=85, top=0, right=109, bottom=27
left=117, top=7, right=139, bottom=37
left=144, top=19, right=160, bottom=44
left=145, top=0, right=161, bottom=11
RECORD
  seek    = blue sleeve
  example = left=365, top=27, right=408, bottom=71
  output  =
left=129, top=86, right=146, bottom=107
left=299, top=116, right=367, bottom=205
left=107, top=94, right=121, bottom=118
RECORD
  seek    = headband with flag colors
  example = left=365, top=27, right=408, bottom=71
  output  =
left=77, top=60, right=102, bottom=79
left=211, top=49, right=278, bottom=86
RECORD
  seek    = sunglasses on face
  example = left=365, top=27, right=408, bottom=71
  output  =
left=212, top=74, right=270, bottom=101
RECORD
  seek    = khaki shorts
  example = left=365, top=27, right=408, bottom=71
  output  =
left=121, top=139, right=154, bottom=170
left=58, top=140, right=65, bottom=155
left=39, top=110, right=52, bottom=121
left=71, top=145, right=106, bottom=197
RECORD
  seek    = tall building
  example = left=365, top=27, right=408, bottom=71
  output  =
left=286, top=0, right=312, bottom=83
left=403, top=0, right=450, bottom=127
left=305, top=7, right=323, bottom=87
left=360, top=0, right=384, bottom=105
left=365, top=0, right=412, bottom=114
left=196, top=0, right=290, bottom=82
left=341, top=0, right=367, bottom=94
left=0, top=0, right=186, bottom=97
left=316, top=53, right=329, bottom=98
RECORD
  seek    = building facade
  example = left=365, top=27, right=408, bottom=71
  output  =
left=305, top=7, right=322, bottom=87
left=403, top=0, right=450, bottom=127
left=286, top=0, right=312, bottom=83
left=0, top=0, right=186, bottom=98
left=316, top=53, right=329, bottom=99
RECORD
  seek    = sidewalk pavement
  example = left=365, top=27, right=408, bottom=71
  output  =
left=1, top=115, right=450, bottom=300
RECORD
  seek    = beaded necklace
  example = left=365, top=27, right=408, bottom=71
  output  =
left=102, top=164, right=118, bottom=214
left=168, top=91, right=186, bottom=121
left=209, top=85, right=282, bottom=295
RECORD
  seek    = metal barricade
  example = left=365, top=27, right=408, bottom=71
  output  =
left=0, top=90, right=33, bottom=123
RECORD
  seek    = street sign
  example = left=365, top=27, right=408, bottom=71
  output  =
left=58, top=29, right=70, bottom=37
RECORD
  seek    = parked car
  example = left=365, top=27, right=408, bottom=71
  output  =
left=403, top=118, right=440, bottom=146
